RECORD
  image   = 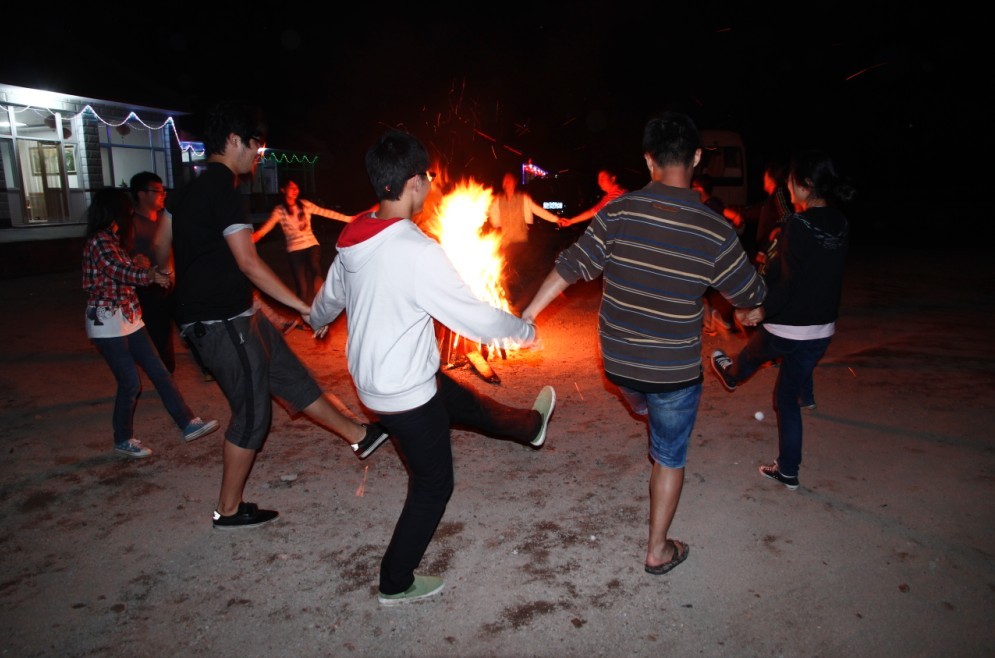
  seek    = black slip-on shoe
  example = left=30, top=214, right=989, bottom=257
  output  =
left=352, top=423, right=390, bottom=460
left=212, top=502, right=279, bottom=530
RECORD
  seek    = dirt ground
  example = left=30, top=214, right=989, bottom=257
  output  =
left=1, top=244, right=993, bottom=657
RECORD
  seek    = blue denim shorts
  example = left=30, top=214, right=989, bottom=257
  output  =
left=620, top=382, right=702, bottom=468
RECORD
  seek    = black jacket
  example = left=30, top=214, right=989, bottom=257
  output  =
left=762, top=206, right=849, bottom=326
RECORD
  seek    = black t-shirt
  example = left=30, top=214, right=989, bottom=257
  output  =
left=168, top=162, right=254, bottom=323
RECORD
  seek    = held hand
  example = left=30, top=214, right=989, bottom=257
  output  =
left=151, top=268, right=172, bottom=288
left=557, top=217, right=572, bottom=229
left=734, top=307, right=754, bottom=326
left=735, top=307, right=764, bottom=326
left=301, top=311, right=329, bottom=338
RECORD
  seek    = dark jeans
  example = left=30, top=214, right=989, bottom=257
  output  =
left=374, top=371, right=541, bottom=594
left=93, top=328, right=195, bottom=445
left=287, top=246, right=322, bottom=304
left=727, top=326, right=831, bottom=477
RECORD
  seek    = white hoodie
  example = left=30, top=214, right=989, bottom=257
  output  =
left=310, top=217, right=535, bottom=413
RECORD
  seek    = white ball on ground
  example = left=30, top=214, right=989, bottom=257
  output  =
left=754, top=411, right=765, bottom=421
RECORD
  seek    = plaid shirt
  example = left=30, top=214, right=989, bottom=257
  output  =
left=82, top=228, right=151, bottom=323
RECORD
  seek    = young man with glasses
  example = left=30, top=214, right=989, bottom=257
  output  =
left=154, top=101, right=388, bottom=530
left=127, top=172, right=176, bottom=372
left=309, top=129, right=556, bottom=606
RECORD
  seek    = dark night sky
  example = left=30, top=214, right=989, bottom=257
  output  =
left=1, top=3, right=982, bottom=226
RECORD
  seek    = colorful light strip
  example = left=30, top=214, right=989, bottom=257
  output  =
left=1, top=103, right=321, bottom=164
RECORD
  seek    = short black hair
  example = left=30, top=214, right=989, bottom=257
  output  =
left=202, top=101, right=266, bottom=157
left=129, top=171, right=163, bottom=199
left=364, top=129, right=430, bottom=202
left=642, top=112, right=700, bottom=168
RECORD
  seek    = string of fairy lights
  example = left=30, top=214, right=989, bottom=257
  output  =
left=0, top=102, right=318, bottom=164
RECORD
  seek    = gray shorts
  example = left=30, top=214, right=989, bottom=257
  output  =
left=184, top=312, right=322, bottom=450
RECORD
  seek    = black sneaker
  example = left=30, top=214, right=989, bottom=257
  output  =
left=710, top=350, right=737, bottom=391
left=352, top=423, right=389, bottom=460
left=759, top=463, right=799, bottom=490
left=212, top=502, right=279, bottom=530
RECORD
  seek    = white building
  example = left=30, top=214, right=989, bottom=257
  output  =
left=0, top=83, right=320, bottom=276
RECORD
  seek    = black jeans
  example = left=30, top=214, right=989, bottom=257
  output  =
left=375, top=371, right=540, bottom=594
left=287, top=245, right=322, bottom=304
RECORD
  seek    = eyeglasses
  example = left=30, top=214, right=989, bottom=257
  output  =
left=408, top=171, right=436, bottom=182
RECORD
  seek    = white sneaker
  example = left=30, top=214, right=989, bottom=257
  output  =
left=378, top=575, right=445, bottom=606
left=530, top=386, right=556, bottom=447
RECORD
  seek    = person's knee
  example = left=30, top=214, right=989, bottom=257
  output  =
left=414, top=470, right=455, bottom=504
left=650, top=447, right=687, bottom=469
left=111, top=358, right=141, bottom=390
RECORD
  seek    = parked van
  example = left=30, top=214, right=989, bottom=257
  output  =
left=697, top=130, right=748, bottom=206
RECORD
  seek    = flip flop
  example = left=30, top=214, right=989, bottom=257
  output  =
left=644, top=539, right=689, bottom=575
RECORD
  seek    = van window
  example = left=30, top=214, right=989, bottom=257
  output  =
left=698, top=130, right=748, bottom=206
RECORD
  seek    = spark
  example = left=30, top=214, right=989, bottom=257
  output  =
left=574, top=382, right=585, bottom=400
left=846, top=62, right=888, bottom=81
left=355, top=465, right=369, bottom=497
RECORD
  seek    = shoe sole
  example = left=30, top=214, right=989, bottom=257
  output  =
left=644, top=539, right=690, bottom=575
left=354, top=429, right=390, bottom=460
left=530, top=386, right=556, bottom=447
left=184, top=420, right=220, bottom=442
left=114, top=448, right=151, bottom=458
left=378, top=581, right=445, bottom=606
left=212, top=511, right=279, bottom=530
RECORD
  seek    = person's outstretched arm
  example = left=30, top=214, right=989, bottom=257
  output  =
left=305, top=199, right=353, bottom=223
left=521, top=268, right=571, bottom=323
left=252, top=206, right=282, bottom=243
left=527, top=196, right=561, bottom=224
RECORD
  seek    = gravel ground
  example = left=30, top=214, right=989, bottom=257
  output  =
left=1, top=246, right=993, bottom=657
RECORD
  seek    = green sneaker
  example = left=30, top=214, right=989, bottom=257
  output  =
left=378, top=575, right=444, bottom=606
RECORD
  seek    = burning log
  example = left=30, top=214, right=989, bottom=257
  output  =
left=466, top=350, right=500, bottom=384
left=436, top=321, right=506, bottom=384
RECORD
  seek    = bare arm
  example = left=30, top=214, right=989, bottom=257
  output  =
left=565, top=205, right=599, bottom=226
left=225, top=228, right=311, bottom=316
left=527, top=197, right=561, bottom=224
left=252, top=208, right=282, bottom=243
left=151, top=210, right=174, bottom=274
left=521, top=268, right=571, bottom=323
left=307, top=201, right=353, bottom=224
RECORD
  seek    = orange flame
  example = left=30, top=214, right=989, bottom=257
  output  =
left=422, top=177, right=520, bottom=355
